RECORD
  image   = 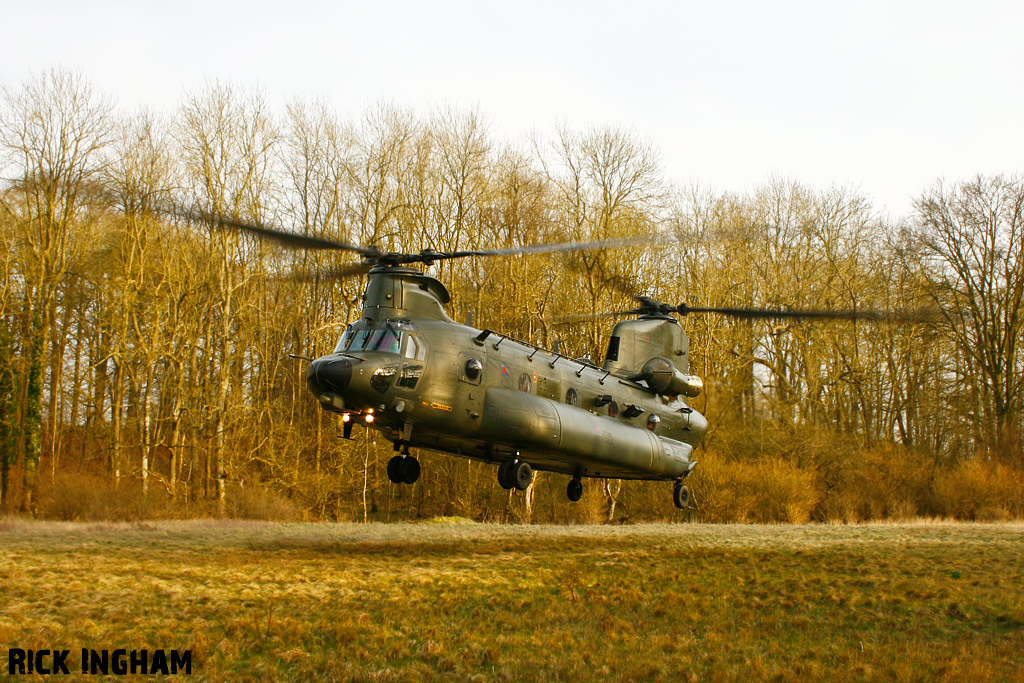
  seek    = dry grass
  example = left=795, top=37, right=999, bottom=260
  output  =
left=1, top=520, right=1022, bottom=681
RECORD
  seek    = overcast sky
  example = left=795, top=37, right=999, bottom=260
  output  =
left=3, top=0, right=1021, bottom=218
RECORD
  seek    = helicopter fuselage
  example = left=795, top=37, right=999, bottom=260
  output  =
left=306, top=267, right=707, bottom=482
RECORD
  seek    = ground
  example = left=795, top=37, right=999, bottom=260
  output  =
left=1, top=520, right=1022, bottom=681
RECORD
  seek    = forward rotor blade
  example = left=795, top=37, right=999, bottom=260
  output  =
left=436, top=234, right=670, bottom=260
left=176, top=207, right=378, bottom=257
left=280, top=262, right=375, bottom=282
left=176, top=205, right=667, bottom=264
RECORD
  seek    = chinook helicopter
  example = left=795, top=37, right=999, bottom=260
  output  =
left=194, top=211, right=923, bottom=509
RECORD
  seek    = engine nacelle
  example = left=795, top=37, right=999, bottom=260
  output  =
left=635, top=357, right=703, bottom=397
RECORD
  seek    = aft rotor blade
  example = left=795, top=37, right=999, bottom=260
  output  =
left=553, top=309, right=646, bottom=324
left=682, top=305, right=941, bottom=323
left=556, top=305, right=940, bottom=324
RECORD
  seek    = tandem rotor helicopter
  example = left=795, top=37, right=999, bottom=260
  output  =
left=193, top=211, right=925, bottom=509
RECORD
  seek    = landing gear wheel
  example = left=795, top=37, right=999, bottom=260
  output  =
left=400, top=456, right=421, bottom=484
left=567, top=478, right=583, bottom=502
left=673, top=483, right=690, bottom=509
left=511, top=461, right=533, bottom=491
left=386, top=455, right=404, bottom=484
left=497, top=461, right=515, bottom=490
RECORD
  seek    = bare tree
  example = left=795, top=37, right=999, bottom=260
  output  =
left=177, top=83, right=278, bottom=511
left=916, top=176, right=1024, bottom=460
left=0, top=68, right=112, bottom=511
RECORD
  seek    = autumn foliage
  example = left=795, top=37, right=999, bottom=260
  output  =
left=1, top=69, right=1022, bottom=522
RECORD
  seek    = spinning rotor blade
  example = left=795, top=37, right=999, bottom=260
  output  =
left=434, top=234, right=671, bottom=260
left=677, top=304, right=940, bottom=323
left=180, top=205, right=669, bottom=269
left=554, top=309, right=648, bottom=324
left=280, top=262, right=376, bottom=282
left=557, top=300, right=940, bottom=324
left=176, top=207, right=380, bottom=257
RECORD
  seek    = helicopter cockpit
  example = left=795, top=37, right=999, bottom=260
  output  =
left=334, top=320, right=426, bottom=360
left=331, top=319, right=429, bottom=394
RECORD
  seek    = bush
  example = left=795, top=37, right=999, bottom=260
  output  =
left=692, top=452, right=821, bottom=523
left=38, top=472, right=181, bottom=521
left=225, top=485, right=304, bottom=521
left=933, top=458, right=1024, bottom=520
left=818, top=447, right=935, bottom=522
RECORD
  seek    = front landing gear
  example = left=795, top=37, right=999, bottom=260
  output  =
left=387, top=455, right=420, bottom=484
left=497, top=459, right=533, bottom=491
left=672, top=482, right=690, bottom=509
left=566, top=477, right=583, bottom=502
left=497, top=462, right=515, bottom=490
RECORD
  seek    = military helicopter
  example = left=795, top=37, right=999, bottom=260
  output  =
left=194, top=211, right=924, bottom=509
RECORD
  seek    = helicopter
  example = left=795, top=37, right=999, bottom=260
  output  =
left=192, top=211, right=925, bottom=509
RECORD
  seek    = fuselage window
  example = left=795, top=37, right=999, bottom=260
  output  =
left=403, top=333, right=427, bottom=360
left=398, top=364, right=423, bottom=388
left=518, top=373, right=533, bottom=393
left=606, top=336, right=621, bottom=363
left=566, top=387, right=578, bottom=406
left=370, top=365, right=398, bottom=393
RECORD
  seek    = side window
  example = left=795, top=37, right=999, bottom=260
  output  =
left=370, top=364, right=398, bottom=393
left=565, top=388, right=578, bottom=406
left=605, top=336, right=620, bottom=362
left=403, top=334, right=426, bottom=360
left=458, top=352, right=483, bottom=385
left=518, top=373, right=533, bottom=393
left=398, top=365, right=423, bottom=389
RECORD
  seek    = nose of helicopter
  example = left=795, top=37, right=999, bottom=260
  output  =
left=307, top=356, right=353, bottom=395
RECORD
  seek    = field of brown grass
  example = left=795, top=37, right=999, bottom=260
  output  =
left=1, top=520, right=1022, bottom=681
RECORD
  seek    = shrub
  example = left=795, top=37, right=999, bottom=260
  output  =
left=933, top=458, right=1024, bottom=520
left=818, top=447, right=935, bottom=522
left=692, top=451, right=821, bottom=523
left=225, top=485, right=304, bottom=521
left=38, top=472, right=182, bottom=521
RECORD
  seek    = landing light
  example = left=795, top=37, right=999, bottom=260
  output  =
left=342, top=413, right=351, bottom=423
left=365, top=414, right=375, bottom=423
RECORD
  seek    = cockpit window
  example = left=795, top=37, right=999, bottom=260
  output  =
left=335, top=320, right=419, bottom=355
left=333, top=326, right=353, bottom=354
left=347, top=329, right=374, bottom=351
left=369, top=327, right=402, bottom=354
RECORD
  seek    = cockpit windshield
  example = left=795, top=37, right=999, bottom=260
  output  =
left=333, top=320, right=422, bottom=357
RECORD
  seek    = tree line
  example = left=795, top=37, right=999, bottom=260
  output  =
left=1, top=69, right=1021, bottom=522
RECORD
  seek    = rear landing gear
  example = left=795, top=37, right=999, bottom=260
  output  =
left=566, top=477, right=583, bottom=502
left=387, top=455, right=420, bottom=484
left=672, top=482, right=690, bottom=509
left=497, top=460, right=533, bottom=491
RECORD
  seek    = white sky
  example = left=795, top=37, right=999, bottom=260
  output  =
left=2, top=0, right=1022, bottom=218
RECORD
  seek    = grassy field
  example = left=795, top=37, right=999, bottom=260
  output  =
left=1, top=520, right=1022, bottom=681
